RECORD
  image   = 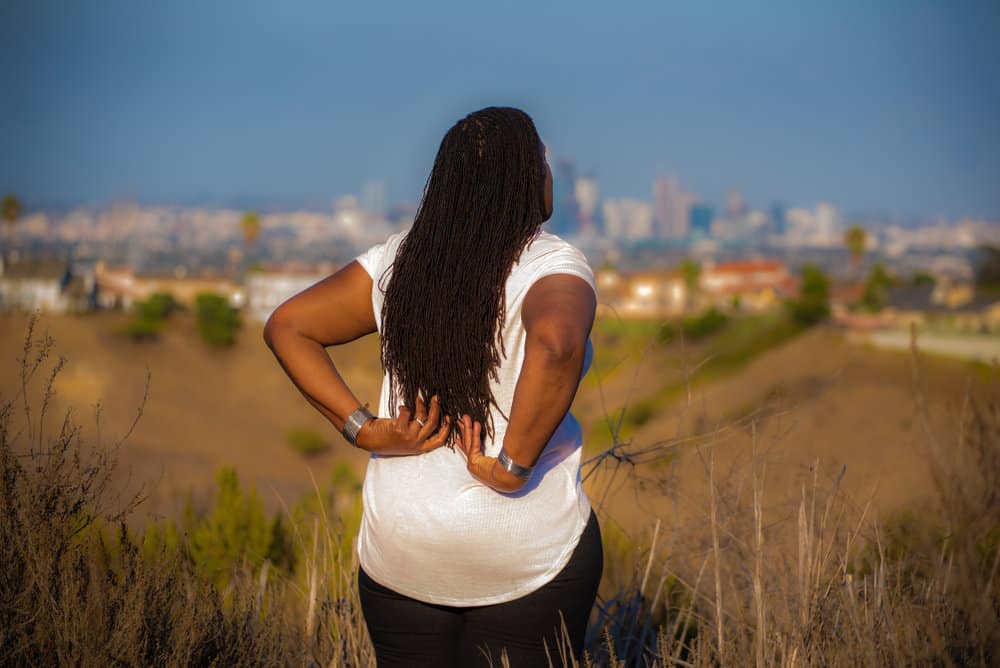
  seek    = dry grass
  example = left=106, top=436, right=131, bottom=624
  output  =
left=2, top=311, right=998, bottom=666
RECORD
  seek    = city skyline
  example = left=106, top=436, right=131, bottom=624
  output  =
left=3, top=1, right=999, bottom=219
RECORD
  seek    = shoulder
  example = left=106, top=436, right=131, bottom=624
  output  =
left=514, top=231, right=596, bottom=295
left=355, top=229, right=408, bottom=278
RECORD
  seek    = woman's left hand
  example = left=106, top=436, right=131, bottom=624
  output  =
left=456, top=415, right=526, bottom=493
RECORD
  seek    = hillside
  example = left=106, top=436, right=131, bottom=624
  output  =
left=577, top=320, right=997, bottom=538
left=1, top=310, right=994, bottom=528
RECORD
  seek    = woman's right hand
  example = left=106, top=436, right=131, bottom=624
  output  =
left=355, top=395, right=451, bottom=455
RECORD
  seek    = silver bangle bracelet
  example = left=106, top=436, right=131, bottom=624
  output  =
left=342, top=405, right=374, bottom=447
left=497, top=446, right=534, bottom=480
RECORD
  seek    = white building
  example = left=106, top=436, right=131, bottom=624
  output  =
left=574, top=176, right=599, bottom=236
left=0, top=256, right=94, bottom=314
left=244, top=264, right=337, bottom=323
left=602, top=199, right=654, bottom=240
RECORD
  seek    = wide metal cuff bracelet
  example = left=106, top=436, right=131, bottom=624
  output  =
left=497, top=446, right=534, bottom=480
left=342, top=405, right=374, bottom=447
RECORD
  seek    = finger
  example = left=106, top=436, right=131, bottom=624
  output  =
left=464, top=418, right=485, bottom=464
left=413, top=394, right=427, bottom=431
left=421, top=415, right=450, bottom=452
left=457, top=415, right=474, bottom=459
left=417, top=395, right=441, bottom=440
left=396, top=405, right=411, bottom=432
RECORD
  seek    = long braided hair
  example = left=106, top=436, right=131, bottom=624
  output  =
left=379, top=106, right=549, bottom=445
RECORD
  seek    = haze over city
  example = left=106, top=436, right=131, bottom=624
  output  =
left=3, top=0, right=999, bottom=219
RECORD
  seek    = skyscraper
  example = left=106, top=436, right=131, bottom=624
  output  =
left=726, top=190, right=747, bottom=219
left=689, top=204, right=714, bottom=238
left=815, top=203, right=840, bottom=244
left=770, top=203, right=787, bottom=236
left=551, top=158, right=579, bottom=237
left=652, top=175, right=696, bottom=239
left=574, top=175, right=599, bottom=236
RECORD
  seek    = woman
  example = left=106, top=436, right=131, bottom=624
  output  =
left=263, top=106, right=601, bottom=667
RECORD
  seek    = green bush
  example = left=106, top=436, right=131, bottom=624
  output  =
left=784, top=264, right=830, bottom=326
left=624, top=400, right=655, bottom=429
left=195, top=292, right=241, bottom=346
left=141, top=291, right=178, bottom=320
left=659, top=307, right=730, bottom=344
left=118, top=292, right=178, bottom=341
left=286, top=427, right=331, bottom=456
left=860, top=262, right=895, bottom=312
left=118, top=315, right=164, bottom=341
left=183, top=468, right=295, bottom=585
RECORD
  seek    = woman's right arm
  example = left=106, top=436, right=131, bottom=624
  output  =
left=263, top=260, right=449, bottom=455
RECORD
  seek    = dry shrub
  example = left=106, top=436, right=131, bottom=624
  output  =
left=579, top=323, right=1000, bottom=667
left=0, top=313, right=309, bottom=666
left=3, top=311, right=998, bottom=667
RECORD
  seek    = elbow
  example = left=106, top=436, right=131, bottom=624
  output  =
left=262, top=307, right=289, bottom=349
left=528, top=327, right=586, bottom=368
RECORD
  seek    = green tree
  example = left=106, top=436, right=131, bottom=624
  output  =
left=974, top=244, right=1000, bottom=295
left=241, top=211, right=261, bottom=247
left=186, top=468, right=294, bottom=585
left=785, top=264, right=830, bottom=326
left=195, top=292, right=241, bottom=346
left=860, top=262, right=895, bottom=312
left=678, top=257, right=701, bottom=313
left=140, top=292, right=177, bottom=321
left=844, top=225, right=867, bottom=272
left=910, top=272, right=936, bottom=288
left=241, top=211, right=261, bottom=279
left=118, top=292, right=177, bottom=341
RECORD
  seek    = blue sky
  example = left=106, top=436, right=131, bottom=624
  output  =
left=2, top=0, right=999, bottom=218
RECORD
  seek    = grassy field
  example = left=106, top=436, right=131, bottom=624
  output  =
left=2, top=309, right=998, bottom=665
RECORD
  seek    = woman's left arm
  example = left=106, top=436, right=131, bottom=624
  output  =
left=264, top=261, right=450, bottom=455
left=457, top=273, right=596, bottom=493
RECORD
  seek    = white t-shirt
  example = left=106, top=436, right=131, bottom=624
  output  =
left=353, top=229, right=596, bottom=606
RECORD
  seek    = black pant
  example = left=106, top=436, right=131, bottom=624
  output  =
left=358, top=510, right=603, bottom=667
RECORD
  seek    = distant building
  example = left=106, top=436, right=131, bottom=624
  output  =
left=244, top=262, right=337, bottom=323
left=770, top=203, right=787, bottom=236
left=700, top=259, right=796, bottom=311
left=726, top=190, right=747, bottom=219
left=596, top=268, right=686, bottom=317
left=552, top=159, right=580, bottom=237
left=815, top=203, right=841, bottom=245
left=574, top=175, right=600, bottom=236
left=832, top=278, right=1000, bottom=334
left=689, top=205, right=714, bottom=238
left=0, top=255, right=95, bottom=314
left=653, top=176, right=696, bottom=239
left=332, top=196, right=364, bottom=242
left=96, top=261, right=245, bottom=311
left=602, top=199, right=654, bottom=240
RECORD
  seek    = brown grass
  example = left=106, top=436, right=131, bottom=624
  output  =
left=1, top=311, right=998, bottom=666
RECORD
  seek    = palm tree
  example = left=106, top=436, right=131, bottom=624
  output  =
left=2, top=194, right=22, bottom=263
left=241, top=211, right=260, bottom=247
left=679, top=257, right=701, bottom=314
left=844, top=225, right=867, bottom=274
left=240, top=211, right=261, bottom=279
